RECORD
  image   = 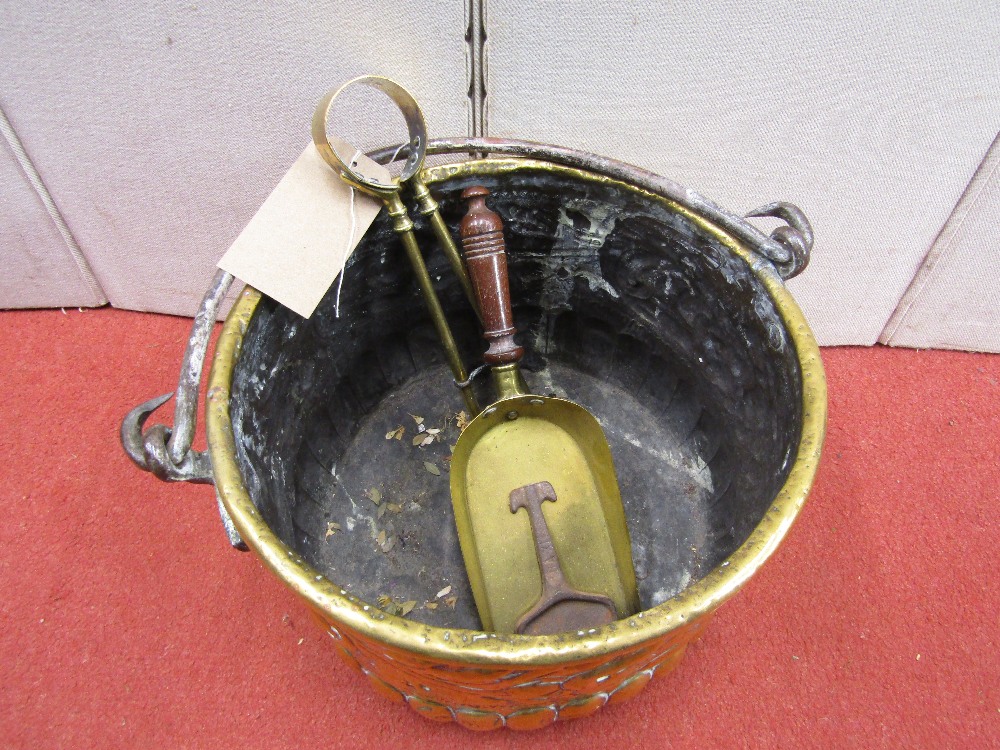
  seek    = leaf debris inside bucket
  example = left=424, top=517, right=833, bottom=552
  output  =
left=376, top=595, right=418, bottom=618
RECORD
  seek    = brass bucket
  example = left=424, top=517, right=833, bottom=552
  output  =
left=126, top=139, right=825, bottom=730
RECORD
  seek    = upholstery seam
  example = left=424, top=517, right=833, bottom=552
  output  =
left=0, top=104, right=107, bottom=305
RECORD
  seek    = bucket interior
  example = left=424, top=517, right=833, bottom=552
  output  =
left=228, top=160, right=803, bottom=630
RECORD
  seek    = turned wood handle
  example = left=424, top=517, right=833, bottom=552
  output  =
left=460, top=186, right=523, bottom=366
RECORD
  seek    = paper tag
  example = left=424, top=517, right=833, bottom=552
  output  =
left=218, top=142, right=389, bottom=318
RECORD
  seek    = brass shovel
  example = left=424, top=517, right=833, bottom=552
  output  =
left=450, top=186, right=640, bottom=634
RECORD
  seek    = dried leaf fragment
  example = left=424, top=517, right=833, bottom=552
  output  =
left=455, top=411, right=470, bottom=431
left=419, top=434, right=435, bottom=447
left=387, top=503, right=403, bottom=514
left=400, top=600, right=417, bottom=616
left=376, top=530, right=386, bottom=547
left=377, top=594, right=392, bottom=608
left=425, top=602, right=439, bottom=610
left=410, top=414, right=424, bottom=425
left=424, top=461, right=441, bottom=476
left=377, top=505, right=387, bottom=520
left=436, top=585, right=452, bottom=599
left=382, top=535, right=396, bottom=553
left=366, top=488, right=382, bottom=506
left=426, top=428, right=441, bottom=435
left=444, top=596, right=458, bottom=608
left=385, top=426, right=405, bottom=440
left=324, top=521, right=341, bottom=539
left=412, top=433, right=427, bottom=446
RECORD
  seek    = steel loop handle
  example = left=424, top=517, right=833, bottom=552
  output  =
left=120, top=268, right=247, bottom=549
left=745, top=202, right=813, bottom=280
left=120, top=268, right=233, bottom=484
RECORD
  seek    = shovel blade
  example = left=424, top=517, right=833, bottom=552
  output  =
left=450, top=395, right=639, bottom=633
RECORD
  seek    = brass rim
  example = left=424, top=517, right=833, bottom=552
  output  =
left=206, top=158, right=827, bottom=666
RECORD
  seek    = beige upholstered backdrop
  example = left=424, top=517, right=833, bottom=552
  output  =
left=0, top=1, right=469, bottom=317
left=2, top=1, right=998, bottom=351
left=485, top=0, right=1000, bottom=347
left=882, top=133, right=1000, bottom=351
left=1, top=111, right=106, bottom=309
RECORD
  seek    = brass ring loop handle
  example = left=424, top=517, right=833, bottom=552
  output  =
left=311, top=76, right=427, bottom=194
left=312, top=81, right=480, bottom=317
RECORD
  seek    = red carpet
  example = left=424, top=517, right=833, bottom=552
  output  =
left=1, top=306, right=997, bottom=748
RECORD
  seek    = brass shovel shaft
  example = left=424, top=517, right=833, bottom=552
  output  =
left=384, top=193, right=479, bottom=416
left=410, top=176, right=482, bottom=324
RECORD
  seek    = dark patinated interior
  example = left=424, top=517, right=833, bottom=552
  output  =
left=229, top=163, right=803, bottom=630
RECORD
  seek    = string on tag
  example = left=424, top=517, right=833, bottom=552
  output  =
left=335, top=143, right=409, bottom=319
left=335, top=151, right=362, bottom=319
left=389, top=141, right=407, bottom=164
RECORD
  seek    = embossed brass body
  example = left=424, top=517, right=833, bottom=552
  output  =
left=203, top=150, right=827, bottom=729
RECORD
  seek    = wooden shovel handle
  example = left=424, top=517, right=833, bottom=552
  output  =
left=460, top=186, right=523, bottom=366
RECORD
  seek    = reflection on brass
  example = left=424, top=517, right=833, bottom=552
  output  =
left=449, top=185, right=639, bottom=633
